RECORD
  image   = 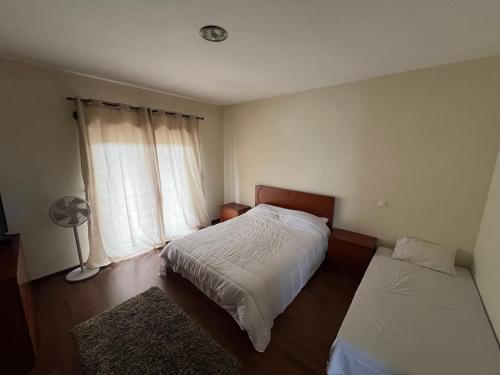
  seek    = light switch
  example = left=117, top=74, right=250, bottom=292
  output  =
left=377, top=200, right=388, bottom=207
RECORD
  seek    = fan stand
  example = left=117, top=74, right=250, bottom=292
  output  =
left=66, top=226, right=99, bottom=282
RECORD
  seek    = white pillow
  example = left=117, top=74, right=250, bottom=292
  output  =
left=254, top=204, right=331, bottom=240
left=392, top=236, right=457, bottom=276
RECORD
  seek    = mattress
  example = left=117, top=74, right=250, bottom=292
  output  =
left=159, top=204, right=330, bottom=352
left=327, top=247, right=500, bottom=375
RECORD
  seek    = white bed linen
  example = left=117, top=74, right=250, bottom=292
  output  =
left=159, top=204, right=330, bottom=352
left=327, top=247, right=500, bottom=375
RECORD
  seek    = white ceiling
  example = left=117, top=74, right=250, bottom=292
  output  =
left=0, top=0, right=499, bottom=105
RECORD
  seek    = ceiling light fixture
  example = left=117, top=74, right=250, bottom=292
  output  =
left=199, top=25, right=228, bottom=42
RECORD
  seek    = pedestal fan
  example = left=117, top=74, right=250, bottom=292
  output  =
left=49, top=196, right=99, bottom=282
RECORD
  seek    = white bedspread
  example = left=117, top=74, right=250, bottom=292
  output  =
left=159, top=204, right=330, bottom=352
left=327, top=247, right=500, bottom=375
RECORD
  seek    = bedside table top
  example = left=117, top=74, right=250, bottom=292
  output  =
left=221, top=202, right=251, bottom=211
left=332, top=228, right=377, bottom=249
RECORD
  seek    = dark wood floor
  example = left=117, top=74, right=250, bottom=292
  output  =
left=32, top=250, right=359, bottom=375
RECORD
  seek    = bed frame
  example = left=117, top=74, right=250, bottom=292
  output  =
left=255, top=185, right=335, bottom=229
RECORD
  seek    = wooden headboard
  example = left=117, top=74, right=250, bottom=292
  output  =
left=255, top=185, right=335, bottom=229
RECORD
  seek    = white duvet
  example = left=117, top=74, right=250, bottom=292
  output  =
left=159, top=204, right=330, bottom=352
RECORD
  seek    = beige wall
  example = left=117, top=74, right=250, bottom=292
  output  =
left=473, top=146, right=500, bottom=341
left=2, top=54, right=500, bottom=280
left=0, top=57, right=224, bottom=280
left=224, top=55, right=500, bottom=266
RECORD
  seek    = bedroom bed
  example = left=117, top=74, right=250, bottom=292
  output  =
left=327, top=247, right=500, bottom=375
left=159, top=185, right=335, bottom=352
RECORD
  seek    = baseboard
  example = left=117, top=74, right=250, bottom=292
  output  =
left=31, top=265, right=78, bottom=284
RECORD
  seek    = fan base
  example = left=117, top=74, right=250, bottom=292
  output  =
left=66, top=266, right=99, bottom=282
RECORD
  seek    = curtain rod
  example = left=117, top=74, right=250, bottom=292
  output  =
left=65, top=97, right=205, bottom=120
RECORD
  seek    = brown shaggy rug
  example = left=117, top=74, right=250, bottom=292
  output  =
left=71, top=286, right=241, bottom=374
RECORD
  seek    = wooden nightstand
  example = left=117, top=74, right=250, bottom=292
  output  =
left=328, top=228, right=377, bottom=279
left=220, top=202, right=251, bottom=222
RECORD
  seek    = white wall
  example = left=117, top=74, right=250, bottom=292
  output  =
left=473, top=146, right=500, bottom=341
left=224, top=55, right=500, bottom=266
left=0, top=57, right=224, bottom=280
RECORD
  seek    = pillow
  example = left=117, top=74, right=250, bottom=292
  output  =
left=254, top=204, right=331, bottom=240
left=256, top=204, right=328, bottom=226
left=392, top=236, right=457, bottom=276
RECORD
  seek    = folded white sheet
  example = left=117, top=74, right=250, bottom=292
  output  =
left=160, top=204, right=330, bottom=352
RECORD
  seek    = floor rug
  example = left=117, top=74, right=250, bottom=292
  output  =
left=71, top=286, right=241, bottom=374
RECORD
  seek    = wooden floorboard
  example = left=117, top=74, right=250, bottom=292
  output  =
left=31, top=250, right=359, bottom=375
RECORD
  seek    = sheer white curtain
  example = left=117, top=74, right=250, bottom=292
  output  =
left=152, top=112, right=210, bottom=238
left=76, top=98, right=208, bottom=267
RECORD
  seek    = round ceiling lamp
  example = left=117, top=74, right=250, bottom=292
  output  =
left=199, top=25, right=228, bottom=42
